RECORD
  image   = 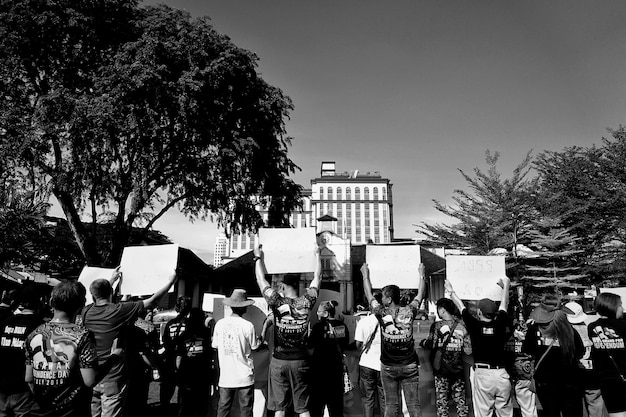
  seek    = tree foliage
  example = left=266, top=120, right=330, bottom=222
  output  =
left=418, top=151, right=539, bottom=255
left=1, top=1, right=300, bottom=266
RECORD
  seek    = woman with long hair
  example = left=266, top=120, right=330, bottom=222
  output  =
left=588, top=292, right=626, bottom=417
left=421, top=298, right=470, bottom=417
left=522, top=294, right=584, bottom=417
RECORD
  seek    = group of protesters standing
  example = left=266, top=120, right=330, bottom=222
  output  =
left=3, top=245, right=626, bottom=417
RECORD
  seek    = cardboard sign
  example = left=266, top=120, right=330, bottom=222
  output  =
left=258, top=228, right=317, bottom=274
left=446, top=255, right=505, bottom=301
left=78, top=266, right=116, bottom=304
left=119, top=244, right=179, bottom=296
left=365, top=245, right=422, bottom=289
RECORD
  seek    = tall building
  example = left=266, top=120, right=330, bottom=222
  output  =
left=212, top=161, right=394, bottom=266
left=213, top=191, right=314, bottom=266
left=311, top=161, right=393, bottom=244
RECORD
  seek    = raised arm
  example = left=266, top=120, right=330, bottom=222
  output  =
left=143, top=270, right=178, bottom=309
left=361, top=263, right=374, bottom=304
left=444, top=279, right=465, bottom=313
left=308, top=247, right=322, bottom=289
left=413, top=263, right=427, bottom=306
left=253, top=245, right=271, bottom=292
left=498, top=276, right=511, bottom=312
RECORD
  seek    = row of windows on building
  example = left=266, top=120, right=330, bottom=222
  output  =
left=318, top=186, right=387, bottom=201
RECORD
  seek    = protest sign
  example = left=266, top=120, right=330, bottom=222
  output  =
left=446, top=255, right=505, bottom=300
left=599, top=287, right=626, bottom=303
left=258, top=228, right=317, bottom=274
left=365, top=244, right=422, bottom=289
left=78, top=266, right=116, bottom=304
left=119, top=244, right=178, bottom=296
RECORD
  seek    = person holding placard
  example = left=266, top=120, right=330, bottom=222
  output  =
left=445, top=276, right=513, bottom=417
left=82, top=269, right=177, bottom=417
left=360, top=262, right=426, bottom=417
left=253, top=245, right=321, bottom=417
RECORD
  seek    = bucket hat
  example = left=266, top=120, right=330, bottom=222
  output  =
left=223, top=289, right=254, bottom=307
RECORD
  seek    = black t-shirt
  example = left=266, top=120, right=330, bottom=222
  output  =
left=462, top=309, right=512, bottom=367
left=588, top=317, right=626, bottom=383
left=0, top=313, right=43, bottom=393
left=522, top=323, right=584, bottom=383
left=163, top=315, right=188, bottom=362
left=308, top=319, right=349, bottom=372
left=25, top=322, right=98, bottom=417
left=176, top=328, right=212, bottom=389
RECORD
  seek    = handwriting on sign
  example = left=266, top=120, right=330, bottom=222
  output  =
left=452, top=258, right=494, bottom=273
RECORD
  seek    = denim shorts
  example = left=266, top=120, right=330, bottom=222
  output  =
left=268, top=358, right=311, bottom=413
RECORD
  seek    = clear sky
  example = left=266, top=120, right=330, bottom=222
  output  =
left=53, top=1, right=626, bottom=263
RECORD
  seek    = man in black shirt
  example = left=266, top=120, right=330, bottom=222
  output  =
left=0, top=285, right=43, bottom=417
left=445, top=276, right=513, bottom=417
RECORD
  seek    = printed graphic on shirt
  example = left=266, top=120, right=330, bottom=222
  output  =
left=185, top=339, right=205, bottom=357
left=536, top=334, right=561, bottom=347
left=440, top=327, right=464, bottom=352
left=28, top=326, right=92, bottom=386
left=264, top=287, right=316, bottom=354
left=327, top=324, right=346, bottom=339
left=591, top=325, right=626, bottom=349
left=482, top=327, right=494, bottom=335
left=1, top=324, right=30, bottom=348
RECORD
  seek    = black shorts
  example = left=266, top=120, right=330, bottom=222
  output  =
left=268, top=358, right=311, bottom=413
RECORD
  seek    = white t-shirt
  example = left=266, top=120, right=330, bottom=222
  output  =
left=212, top=315, right=260, bottom=388
left=355, top=313, right=382, bottom=371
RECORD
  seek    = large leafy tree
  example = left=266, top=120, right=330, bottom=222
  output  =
left=534, top=127, right=626, bottom=282
left=418, top=151, right=539, bottom=256
left=1, top=1, right=300, bottom=266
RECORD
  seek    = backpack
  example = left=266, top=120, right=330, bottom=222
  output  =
left=432, top=321, right=464, bottom=377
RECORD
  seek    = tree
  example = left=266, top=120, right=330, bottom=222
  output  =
left=534, top=127, right=626, bottom=283
left=1, top=1, right=300, bottom=266
left=518, top=216, right=587, bottom=294
left=418, top=151, right=539, bottom=255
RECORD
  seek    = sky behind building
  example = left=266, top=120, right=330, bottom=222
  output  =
left=53, top=1, right=626, bottom=263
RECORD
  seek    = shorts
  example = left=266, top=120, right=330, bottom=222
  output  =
left=268, top=358, right=311, bottom=413
left=600, top=380, right=626, bottom=413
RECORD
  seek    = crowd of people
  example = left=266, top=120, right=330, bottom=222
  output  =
left=2, top=245, right=626, bottom=417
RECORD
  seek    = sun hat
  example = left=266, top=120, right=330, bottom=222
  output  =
left=565, top=301, right=588, bottom=324
left=223, top=289, right=254, bottom=307
left=530, top=295, right=574, bottom=324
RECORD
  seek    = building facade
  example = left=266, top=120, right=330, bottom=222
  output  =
left=213, top=162, right=394, bottom=266
left=311, top=161, right=393, bottom=244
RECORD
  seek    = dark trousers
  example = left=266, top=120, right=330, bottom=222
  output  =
left=536, top=381, right=583, bottom=417
left=360, top=366, right=385, bottom=417
left=178, top=385, right=210, bottom=417
left=310, top=368, right=344, bottom=417
left=216, top=385, right=254, bottom=417
left=381, top=363, right=420, bottom=417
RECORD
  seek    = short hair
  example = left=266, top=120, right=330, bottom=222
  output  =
left=595, top=293, right=622, bottom=319
left=19, top=283, right=42, bottom=311
left=282, top=274, right=300, bottom=290
left=90, top=279, right=112, bottom=301
left=436, top=297, right=457, bottom=316
left=51, top=281, right=86, bottom=314
left=382, top=285, right=401, bottom=304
